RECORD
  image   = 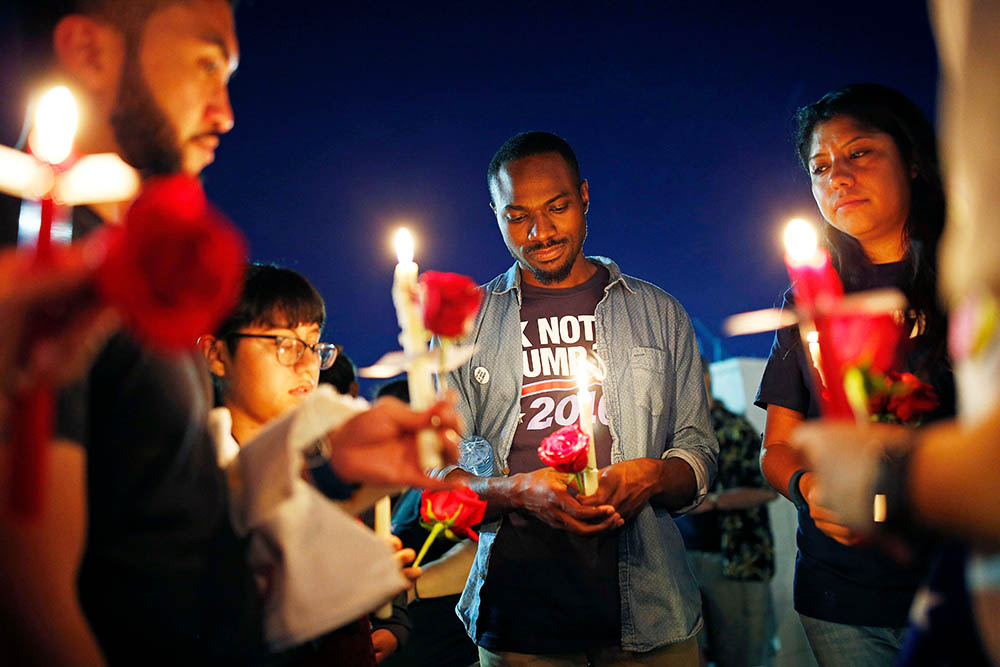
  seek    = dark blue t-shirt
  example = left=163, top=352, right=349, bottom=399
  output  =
left=475, top=267, right=621, bottom=654
left=755, top=261, right=952, bottom=627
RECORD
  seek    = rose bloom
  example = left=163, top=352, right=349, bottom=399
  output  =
left=885, top=372, right=939, bottom=423
left=419, top=271, right=482, bottom=338
left=419, top=486, right=487, bottom=541
left=96, top=175, right=246, bottom=351
left=537, top=423, right=591, bottom=474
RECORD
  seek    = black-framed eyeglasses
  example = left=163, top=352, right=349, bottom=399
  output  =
left=229, top=333, right=339, bottom=370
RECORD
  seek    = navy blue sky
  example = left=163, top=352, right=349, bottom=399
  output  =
left=4, top=2, right=940, bottom=397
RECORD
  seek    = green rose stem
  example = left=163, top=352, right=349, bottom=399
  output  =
left=413, top=522, right=446, bottom=568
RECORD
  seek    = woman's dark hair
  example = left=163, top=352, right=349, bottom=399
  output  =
left=794, top=83, right=948, bottom=375
left=215, top=263, right=326, bottom=353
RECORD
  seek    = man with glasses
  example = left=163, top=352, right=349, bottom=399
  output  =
left=200, top=263, right=340, bottom=444
left=200, top=263, right=416, bottom=664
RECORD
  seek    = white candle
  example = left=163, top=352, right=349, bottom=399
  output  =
left=576, top=361, right=599, bottom=495
left=391, top=228, right=442, bottom=469
left=374, top=494, right=393, bottom=618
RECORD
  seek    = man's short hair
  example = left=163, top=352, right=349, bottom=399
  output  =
left=215, top=263, right=326, bottom=352
left=487, top=131, right=582, bottom=195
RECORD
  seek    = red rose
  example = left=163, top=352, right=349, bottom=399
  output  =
left=419, top=271, right=482, bottom=338
left=95, top=175, right=246, bottom=351
left=885, top=372, right=939, bottom=423
left=414, top=486, right=487, bottom=567
left=537, top=424, right=591, bottom=474
left=419, top=486, right=487, bottom=542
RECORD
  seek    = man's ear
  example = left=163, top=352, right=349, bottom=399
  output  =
left=52, top=15, right=125, bottom=97
left=580, top=179, right=590, bottom=214
left=198, top=335, right=229, bottom=378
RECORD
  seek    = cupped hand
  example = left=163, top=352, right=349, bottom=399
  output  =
left=576, top=458, right=663, bottom=520
left=800, top=471, right=863, bottom=546
left=793, top=421, right=915, bottom=539
left=371, top=628, right=399, bottom=663
left=513, top=467, right=622, bottom=535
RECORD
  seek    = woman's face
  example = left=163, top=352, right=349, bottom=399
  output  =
left=807, top=115, right=913, bottom=254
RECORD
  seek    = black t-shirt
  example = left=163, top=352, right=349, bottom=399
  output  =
left=475, top=267, right=621, bottom=654
left=755, top=261, right=953, bottom=627
left=59, top=333, right=264, bottom=663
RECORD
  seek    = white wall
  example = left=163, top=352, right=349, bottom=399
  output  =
left=709, top=358, right=816, bottom=667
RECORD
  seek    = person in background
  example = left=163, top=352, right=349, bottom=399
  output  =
left=756, top=83, right=954, bottom=666
left=675, top=357, right=777, bottom=667
left=322, top=350, right=359, bottom=398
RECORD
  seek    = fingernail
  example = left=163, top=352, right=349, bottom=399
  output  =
left=430, top=415, right=442, bottom=428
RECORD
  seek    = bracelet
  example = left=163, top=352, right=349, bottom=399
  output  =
left=788, top=469, right=809, bottom=511
left=872, top=446, right=915, bottom=533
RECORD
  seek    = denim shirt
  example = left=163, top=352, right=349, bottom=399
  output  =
left=444, top=257, right=718, bottom=651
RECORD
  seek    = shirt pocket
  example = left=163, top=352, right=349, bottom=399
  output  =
left=630, top=346, right=667, bottom=416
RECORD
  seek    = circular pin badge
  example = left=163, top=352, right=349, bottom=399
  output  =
left=473, top=366, right=490, bottom=385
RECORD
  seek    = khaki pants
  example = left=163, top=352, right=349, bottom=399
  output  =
left=478, top=637, right=700, bottom=666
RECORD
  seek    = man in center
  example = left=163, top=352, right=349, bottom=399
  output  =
left=442, top=131, right=718, bottom=665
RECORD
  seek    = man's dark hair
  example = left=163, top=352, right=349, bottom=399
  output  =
left=319, top=351, right=356, bottom=395
left=215, top=263, right=326, bottom=353
left=487, top=131, right=582, bottom=195
left=794, top=83, right=948, bottom=377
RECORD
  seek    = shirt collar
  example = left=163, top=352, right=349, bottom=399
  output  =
left=492, top=255, right=637, bottom=296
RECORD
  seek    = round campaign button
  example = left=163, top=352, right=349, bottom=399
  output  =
left=473, top=366, right=490, bottom=385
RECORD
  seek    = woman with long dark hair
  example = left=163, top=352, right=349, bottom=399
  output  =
left=755, top=83, right=954, bottom=665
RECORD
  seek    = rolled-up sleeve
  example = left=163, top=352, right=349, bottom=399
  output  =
left=662, top=305, right=718, bottom=514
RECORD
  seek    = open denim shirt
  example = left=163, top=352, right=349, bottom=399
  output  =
left=442, top=257, right=718, bottom=651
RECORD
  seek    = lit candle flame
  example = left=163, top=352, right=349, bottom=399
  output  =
left=783, top=218, right=819, bottom=266
left=395, top=227, right=415, bottom=264
left=30, top=86, right=78, bottom=166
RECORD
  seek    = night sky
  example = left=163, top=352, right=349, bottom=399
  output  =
left=4, top=1, right=941, bottom=397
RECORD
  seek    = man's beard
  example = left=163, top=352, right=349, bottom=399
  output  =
left=520, top=236, right=583, bottom=285
left=109, top=56, right=182, bottom=176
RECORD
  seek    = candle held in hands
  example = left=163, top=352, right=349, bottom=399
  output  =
left=391, top=227, right=442, bottom=469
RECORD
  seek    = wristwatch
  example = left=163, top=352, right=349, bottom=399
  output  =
left=788, top=469, right=809, bottom=511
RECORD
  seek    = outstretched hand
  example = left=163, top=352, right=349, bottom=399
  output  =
left=326, top=395, right=461, bottom=488
left=513, top=467, right=622, bottom=535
